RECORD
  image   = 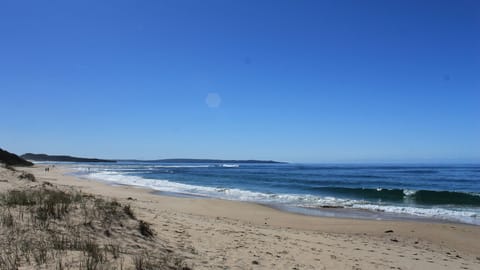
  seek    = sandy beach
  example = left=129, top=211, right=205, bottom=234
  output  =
left=3, top=1, right=479, bottom=269
left=1, top=164, right=479, bottom=270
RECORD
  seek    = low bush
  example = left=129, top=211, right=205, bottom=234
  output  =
left=18, top=172, right=36, bottom=182
left=139, top=220, right=154, bottom=238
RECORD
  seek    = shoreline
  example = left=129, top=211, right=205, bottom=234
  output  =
left=68, top=165, right=480, bottom=227
left=60, top=165, right=480, bottom=238
left=11, top=164, right=480, bottom=269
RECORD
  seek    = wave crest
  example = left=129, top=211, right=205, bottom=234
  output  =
left=76, top=170, right=480, bottom=225
left=313, top=187, right=480, bottom=206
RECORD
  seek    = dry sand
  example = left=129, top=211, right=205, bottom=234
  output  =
left=3, top=164, right=480, bottom=269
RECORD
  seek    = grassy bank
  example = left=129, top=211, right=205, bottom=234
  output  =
left=0, top=167, right=191, bottom=270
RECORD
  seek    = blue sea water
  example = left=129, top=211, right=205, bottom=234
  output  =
left=67, top=162, right=480, bottom=225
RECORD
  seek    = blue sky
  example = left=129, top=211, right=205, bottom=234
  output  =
left=0, top=0, right=479, bottom=163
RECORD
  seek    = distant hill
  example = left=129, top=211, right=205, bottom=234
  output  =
left=21, top=153, right=116, bottom=163
left=20, top=154, right=283, bottom=164
left=0, top=148, right=33, bottom=166
left=123, top=158, right=285, bottom=164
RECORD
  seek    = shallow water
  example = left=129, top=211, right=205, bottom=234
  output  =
left=64, top=162, right=480, bottom=225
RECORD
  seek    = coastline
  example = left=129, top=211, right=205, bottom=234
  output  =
left=12, top=164, right=480, bottom=269
left=66, top=164, right=478, bottom=226
left=68, top=162, right=480, bottom=227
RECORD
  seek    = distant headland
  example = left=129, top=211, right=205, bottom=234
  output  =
left=20, top=153, right=285, bottom=164
left=21, top=153, right=116, bottom=163
left=0, top=148, right=33, bottom=166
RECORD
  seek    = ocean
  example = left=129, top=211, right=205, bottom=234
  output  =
left=66, top=162, right=480, bottom=225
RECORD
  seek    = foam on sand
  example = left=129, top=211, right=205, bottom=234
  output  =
left=82, top=170, right=480, bottom=225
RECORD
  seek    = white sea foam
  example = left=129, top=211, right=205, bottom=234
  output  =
left=81, top=170, right=480, bottom=225
left=353, top=204, right=479, bottom=225
left=151, top=165, right=212, bottom=168
left=84, top=171, right=356, bottom=205
left=74, top=164, right=212, bottom=170
left=403, top=189, right=417, bottom=196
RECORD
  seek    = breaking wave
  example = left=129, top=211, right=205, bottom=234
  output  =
left=80, top=170, right=480, bottom=225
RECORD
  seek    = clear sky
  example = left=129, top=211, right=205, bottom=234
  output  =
left=0, top=0, right=479, bottom=163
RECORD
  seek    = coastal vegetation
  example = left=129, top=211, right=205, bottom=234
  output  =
left=20, top=154, right=284, bottom=164
left=0, top=167, right=191, bottom=270
left=0, top=148, right=33, bottom=167
left=21, top=153, right=116, bottom=163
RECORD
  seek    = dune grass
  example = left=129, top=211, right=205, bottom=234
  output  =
left=0, top=185, right=191, bottom=270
